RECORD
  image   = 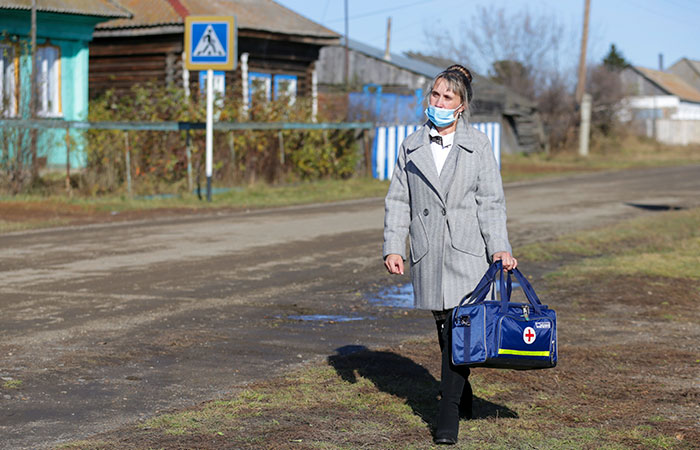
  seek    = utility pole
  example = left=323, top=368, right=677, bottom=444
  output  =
left=578, top=94, right=592, bottom=157
left=575, top=0, right=590, bottom=104
left=576, top=0, right=591, bottom=157
left=384, top=17, right=391, bottom=61
left=653, top=53, right=664, bottom=141
left=30, top=0, right=38, bottom=181
left=344, top=0, right=349, bottom=88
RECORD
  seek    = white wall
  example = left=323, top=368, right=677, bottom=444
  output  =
left=656, top=119, right=700, bottom=145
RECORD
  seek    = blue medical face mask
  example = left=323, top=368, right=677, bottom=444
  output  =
left=425, top=104, right=462, bottom=127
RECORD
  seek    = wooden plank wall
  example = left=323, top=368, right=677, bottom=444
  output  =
left=89, top=33, right=323, bottom=101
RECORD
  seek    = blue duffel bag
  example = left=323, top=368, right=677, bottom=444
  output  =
left=451, top=261, right=557, bottom=370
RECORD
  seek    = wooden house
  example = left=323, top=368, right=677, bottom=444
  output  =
left=316, top=39, right=546, bottom=154
left=0, top=0, right=130, bottom=169
left=89, top=0, right=340, bottom=107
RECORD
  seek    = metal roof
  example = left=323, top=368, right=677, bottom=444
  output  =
left=634, top=65, right=700, bottom=103
left=678, top=58, right=700, bottom=77
left=340, top=37, right=536, bottom=108
left=96, top=0, right=339, bottom=40
left=0, top=0, right=130, bottom=18
left=341, top=37, right=443, bottom=80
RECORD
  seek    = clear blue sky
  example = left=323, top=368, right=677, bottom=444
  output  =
left=275, top=0, right=700, bottom=71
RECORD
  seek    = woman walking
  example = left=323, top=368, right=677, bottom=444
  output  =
left=383, top=65, right=517, bottom=445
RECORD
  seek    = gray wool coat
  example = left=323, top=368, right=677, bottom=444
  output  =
left=383, top=117, right=512, bottom=311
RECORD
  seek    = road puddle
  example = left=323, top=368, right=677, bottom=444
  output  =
left=366, top=283, right=414, bottom=308
left=286, top=314, right=373, bottom=322
left=365, top=282, right=524, bottom=308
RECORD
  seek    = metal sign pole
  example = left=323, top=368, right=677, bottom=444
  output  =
left=185, top=16, right=236, bottom=201
left=206, top=68, right=214, bottom=202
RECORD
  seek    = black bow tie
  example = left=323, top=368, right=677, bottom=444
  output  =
left=429, top=134, right=443, bottom=146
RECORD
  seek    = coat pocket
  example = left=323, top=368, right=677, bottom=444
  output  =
left=409, top=215, right=429, bottom=263
left=450, top=218, right=486, bottom=256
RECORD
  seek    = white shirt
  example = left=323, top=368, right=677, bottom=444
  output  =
left=429, top=128, right=455, bottom=176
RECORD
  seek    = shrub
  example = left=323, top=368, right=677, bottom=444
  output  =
left=83, top=84, right=362, bottom=195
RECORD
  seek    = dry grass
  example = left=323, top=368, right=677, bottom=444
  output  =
left=501, top=134, right=700, bottom=183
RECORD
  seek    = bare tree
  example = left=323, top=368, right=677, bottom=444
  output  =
left=537, top=74, right=577, bottom=151
left=425, top=5, right=578, bottom=100
left=586, top=64, right=625, bottom=136
left=423, top=5, right=589, bottom=151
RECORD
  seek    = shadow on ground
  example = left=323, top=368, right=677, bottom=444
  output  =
left=327, top=345, right=518, bottom=431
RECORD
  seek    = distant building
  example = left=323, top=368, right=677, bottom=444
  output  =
left=316, top=39, right=546, bottom=154
left=0, top=0, right=130, bottom=169
left=668, top=58, right=700, bottom=93
left=620, top=65, right=700, bottom=145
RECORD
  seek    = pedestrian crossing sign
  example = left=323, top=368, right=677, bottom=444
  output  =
left=185, top=16, right=236, bottom=71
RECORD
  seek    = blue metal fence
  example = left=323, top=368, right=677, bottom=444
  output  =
left=372, top=122, right=502, bottom=180
left=348, top=85, right=424, bottom=124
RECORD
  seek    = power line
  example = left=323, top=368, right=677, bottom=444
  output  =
left=363, top=0, right=462, bottom=52
left=325, top=0, right=437, bottom=23
left=663, top=0, right=700, bottom=14
left=617, top=0, right=699, bottom=29
left=321, top=0, right=331, bottom=21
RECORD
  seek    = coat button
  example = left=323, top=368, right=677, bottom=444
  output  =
left=441, top=208, right=446, bottom=216
left=423, top=209, right=429, bottom=216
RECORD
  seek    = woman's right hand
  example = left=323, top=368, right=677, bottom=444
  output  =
left=384, top=254, right=404, bottom=275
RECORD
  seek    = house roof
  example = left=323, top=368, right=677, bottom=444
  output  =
left=670, top=57, right=700, bottom=78
left=634, top=65, right=700, bottom=103
left=341, top=37, right=444, bottom=80
left=0, top=0, right=130, bottom=18
left=96, top=0, right=339, bottom=41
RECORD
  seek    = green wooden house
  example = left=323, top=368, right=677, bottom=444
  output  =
left=0, top=0, right=129, bottom=170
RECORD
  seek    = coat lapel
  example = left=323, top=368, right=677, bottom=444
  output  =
left=453, top=117, right=477, bottom=154
left=404, top=123, right=445, bottom=205
left=403, top=119, right=480, bottom=205
left=445, top=118, right=479, bottom=200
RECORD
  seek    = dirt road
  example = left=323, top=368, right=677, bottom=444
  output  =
left=1, top=165, right=699, bottom=449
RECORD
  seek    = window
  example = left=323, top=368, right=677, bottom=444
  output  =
left=198, top=70, right=226, bottom=97
left=274, top=74, right=297, bottom=105
left=248, top=72, right=298, bottom=107
left=0, top=44, right=18, bottom=117
left=249, top=72, right=272, bottom=104
left=199, top=70, right=225, bottom=115
left=36, top=44, right=61, bottom=117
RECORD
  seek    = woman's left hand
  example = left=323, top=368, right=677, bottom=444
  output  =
left=493, top=251, right=518, bottom=271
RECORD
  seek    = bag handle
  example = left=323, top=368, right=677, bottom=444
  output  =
left=455, top=262, right=543, bottom=324
left=467, top=260, right=505, bottom=304
left=489, top=268, right=512, bottom=301
left=454, top=261, right=507, bottom=324
left=511, top=268, right=543, bottom=308
left=499, top=267, right=543, bottom=314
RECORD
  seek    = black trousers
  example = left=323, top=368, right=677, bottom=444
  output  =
left=434, top=309, right=472, bottom=440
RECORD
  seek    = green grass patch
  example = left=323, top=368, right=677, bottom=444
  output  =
left=2, top=177, right=390, bottom=212
left=519, top=208, right=700, bottom=280
left=0, top=218, right=70, bottom=234
left=500, top=137, right=700, bottom=183
left=2, top=379, right=22, bottom=389
left=0, top=177, right=390, bottom=234
left=139, top=364, right=425, bottom=443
